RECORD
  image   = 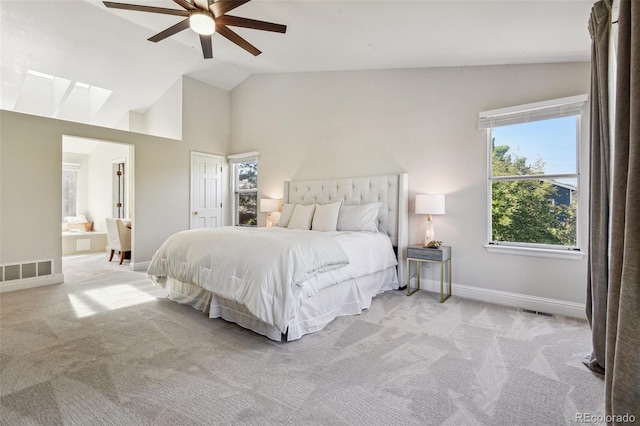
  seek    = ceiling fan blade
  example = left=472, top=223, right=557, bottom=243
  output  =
left=216, top=24, right=261, bottom=56
left=173, top=0, right=196, bottom=10
left=217, top=15, right=286, bottom=33
left=200, top=34, right=213, bottom=59
left=148, top=18, right=191, bottom=42
left=193, top=0, right=210, bottom=10
left=209, top=0, right=251, bottom=18
left=103, top=1, right=189, bottom=17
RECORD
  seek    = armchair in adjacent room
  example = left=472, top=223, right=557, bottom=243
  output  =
left=105, top=218, right=131, bottom=265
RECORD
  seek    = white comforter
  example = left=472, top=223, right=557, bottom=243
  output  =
left=147, top=227, right=357, bottom=332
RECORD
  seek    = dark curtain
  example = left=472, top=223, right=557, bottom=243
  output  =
left=606, top=0, right=640, bottom=419
left=586, top=0, right=640, bottom=421
left=585, top=0, right=611, bottom=375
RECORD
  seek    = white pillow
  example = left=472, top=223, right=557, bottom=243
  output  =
left=287, top=204, right=316, bottom=230
left=312, top=202, right=342, bottom=232
left=337, top=202, right=381, bottom=232
left=277, top=204, right=295, bottom=227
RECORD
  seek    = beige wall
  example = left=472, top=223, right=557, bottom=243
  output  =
left=136, top=77, right=183, bottom=140
left=182, top=76, right=230, bottom=154
left=230, top=63, right=591, bottom=307
left=0, top=76, right=230, bottom=276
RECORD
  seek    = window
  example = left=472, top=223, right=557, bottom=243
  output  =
left=479, top=95, right=587, bottom=251
left=228, top=152, right=258, bottom=226
left=62, top=163, right=79, bottom=219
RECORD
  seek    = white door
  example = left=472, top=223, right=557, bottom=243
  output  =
left=190, top=152, right=223, bottom=229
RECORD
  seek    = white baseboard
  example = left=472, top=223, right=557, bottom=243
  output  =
left=413, top=278, right=587, bottom=320
left=0, top=274, right=64, bottom=293
left=131, top=260, right=150, bottom=272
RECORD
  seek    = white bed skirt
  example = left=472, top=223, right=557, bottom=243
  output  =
left=162, top=266, right=398, bottom=341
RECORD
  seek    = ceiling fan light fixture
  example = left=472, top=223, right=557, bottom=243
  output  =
left=103, top=0, right=286, bottom=58
left=189, top=11, right=215, bottom=35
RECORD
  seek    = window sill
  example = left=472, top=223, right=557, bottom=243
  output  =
left=484, top=244, right=585, bottom=260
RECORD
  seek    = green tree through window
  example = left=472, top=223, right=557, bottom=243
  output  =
left=235, top=160, right=258, bottom=226
left=491, top=143, right=577, bottom=246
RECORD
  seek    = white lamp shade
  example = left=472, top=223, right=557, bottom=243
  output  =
left=260, top=198, right=282, bottom=213
left=415, top=194, right=445, bottom=215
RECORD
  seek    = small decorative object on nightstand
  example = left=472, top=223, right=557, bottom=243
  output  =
left=406, top=244, right=452, bottom=302
left=425, top=240, right=442, bottom=249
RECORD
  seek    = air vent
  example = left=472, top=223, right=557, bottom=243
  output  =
left=522, top=308, right=554, bottom=318
left=0, top=260, right=53, bottom=282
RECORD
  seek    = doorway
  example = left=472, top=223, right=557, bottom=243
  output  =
left=61, top=136, right=134, bottom=271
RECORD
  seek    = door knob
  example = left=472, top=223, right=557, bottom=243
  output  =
left=194, top=211, right=199, bottom=215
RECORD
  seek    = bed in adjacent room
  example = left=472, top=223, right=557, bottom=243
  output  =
left=147, top=174, right=408, bottom=341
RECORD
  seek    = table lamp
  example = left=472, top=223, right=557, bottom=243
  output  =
left=415, top=194, right=446, bottom=247
left=260, top=198, right=282, bottom=227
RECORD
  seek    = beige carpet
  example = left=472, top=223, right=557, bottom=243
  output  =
left=0, top=253, right=604, bottom=425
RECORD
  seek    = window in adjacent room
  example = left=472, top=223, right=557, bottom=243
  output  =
left=478, top=95, right=587, bottom=252
left=228, top=152, right=258, bottom=226
left=62, top=163, right=79, bottom=218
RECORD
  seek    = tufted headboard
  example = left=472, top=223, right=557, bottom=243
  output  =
left=283, top=174, right=409, bottom=283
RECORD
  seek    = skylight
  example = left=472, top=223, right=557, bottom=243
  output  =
left=15, top=70, right=113, bottom=125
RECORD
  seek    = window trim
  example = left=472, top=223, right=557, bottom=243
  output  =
left=478, top=94, right=588, bottom=129
left=483, top=243, right=586, bottom=260
left=228, top=153, right=258, bottom=227
left=62, top=163, right=80, bottom=219
left=227, top=151, right=259, bottom=164
left=481, top=95, right=587, bottom=254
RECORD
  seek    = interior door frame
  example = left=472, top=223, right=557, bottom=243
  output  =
left=112, top=157, right=126, bottom=219
left=190, top=151, right=225, bottom=229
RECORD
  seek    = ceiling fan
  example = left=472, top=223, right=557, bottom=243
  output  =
left=103, top=0, right=287, bottom=59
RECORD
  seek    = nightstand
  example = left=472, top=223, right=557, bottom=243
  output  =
left=406, top=245, right=452, bottom=302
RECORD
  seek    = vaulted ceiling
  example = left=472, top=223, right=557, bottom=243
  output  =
left=0, top=0, right=594, bottom=129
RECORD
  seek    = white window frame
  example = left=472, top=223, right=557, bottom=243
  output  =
left=478, top=95, right=588, bottom=260
left=227, top=152, right=259, bottom=227
left=62, top=162, right=80, bottom=219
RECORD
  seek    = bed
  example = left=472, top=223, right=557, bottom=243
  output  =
left=147, top=173, right=408, bottom=341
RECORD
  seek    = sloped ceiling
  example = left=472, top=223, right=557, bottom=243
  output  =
left=0, top=0, right=594, bottom=130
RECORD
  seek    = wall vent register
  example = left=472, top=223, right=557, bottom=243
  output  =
left=0, top=260, right=53, bottom=282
